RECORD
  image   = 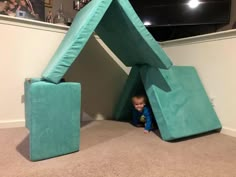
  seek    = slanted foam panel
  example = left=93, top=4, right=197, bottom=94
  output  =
left=42, top=0, right=113, bottom=83
left=24, top=79, right=81, bottom=161
left=95, top=0, right=172, bottom=69
left=140, top=66, right=222, bottom=140
left=42, top=0, right=172, bottom=84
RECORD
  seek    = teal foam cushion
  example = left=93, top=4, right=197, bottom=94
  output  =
left=96, top=0, right=172, bottom=69
left=42, top=0, right=112, bottom=83
left=25, top=80, right=81, bottom=161
left=140, top=66, right=222, bottom=140
left=42, top=0, right=172, bottom=84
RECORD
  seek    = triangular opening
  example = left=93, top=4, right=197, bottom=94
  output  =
left=113, top=66, right=159, bottom=135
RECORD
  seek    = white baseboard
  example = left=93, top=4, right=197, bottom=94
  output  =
left=0, top=120, right=25, bottom=129
left=221, top=127, right=236, bottom=138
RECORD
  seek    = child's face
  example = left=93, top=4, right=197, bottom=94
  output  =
left=132, top=97, right=145, bottom=112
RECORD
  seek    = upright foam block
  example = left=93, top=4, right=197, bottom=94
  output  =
left=140, top=66, right=222, bottom=140
left=25, top=80, right=81, bottom=161
left=24, top=78, right=41, bottom=129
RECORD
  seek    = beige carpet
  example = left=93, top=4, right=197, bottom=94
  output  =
left=0, top=120, right=236, bottom=177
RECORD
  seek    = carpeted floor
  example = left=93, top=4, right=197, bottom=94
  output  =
left=0, top=120, right=236, bottom=177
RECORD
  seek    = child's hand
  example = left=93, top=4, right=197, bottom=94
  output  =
left=144, top=130, right=149, bottom=134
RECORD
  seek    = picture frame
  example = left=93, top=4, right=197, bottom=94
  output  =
left=0, top=0, right=45, bottom=21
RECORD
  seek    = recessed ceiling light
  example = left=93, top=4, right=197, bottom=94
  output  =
left=144, top=21, right=152, bottom=26
left=188, top=0, right=200, bottom=9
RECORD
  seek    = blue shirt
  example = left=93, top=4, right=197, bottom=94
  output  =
left=132, top=106, right=153, bottom=131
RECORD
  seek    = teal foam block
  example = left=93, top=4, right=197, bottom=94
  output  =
left=24, top=78, right=41, bottom=129
left=24, top=80, right=81, bottom=161
left=42, top=0, right=172, bottom=84
left=140, top=66, right=222, bottom=141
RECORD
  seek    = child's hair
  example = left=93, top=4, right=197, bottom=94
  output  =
left=131, top=94, right=147, bottom=103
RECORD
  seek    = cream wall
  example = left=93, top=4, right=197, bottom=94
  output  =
left=0, top=15, right=68, bottom=128
left=64, top=35, right=128, bottom=121
left=0, top=15, right=128, bottom=128
left=161, top=30, right=236, bottom=137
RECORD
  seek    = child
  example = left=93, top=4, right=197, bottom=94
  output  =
left=131, top=94, right=153, bottom=134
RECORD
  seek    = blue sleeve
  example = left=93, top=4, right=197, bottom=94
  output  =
left=143, top=107, right=153, bottom=131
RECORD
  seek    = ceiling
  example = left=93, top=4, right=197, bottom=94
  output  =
left=129, top=0, right=231, bottom=41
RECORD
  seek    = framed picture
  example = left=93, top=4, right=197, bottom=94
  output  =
left=44, top=0, right=52, bottom=8
left=0, top=0, right=45, bottom=21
